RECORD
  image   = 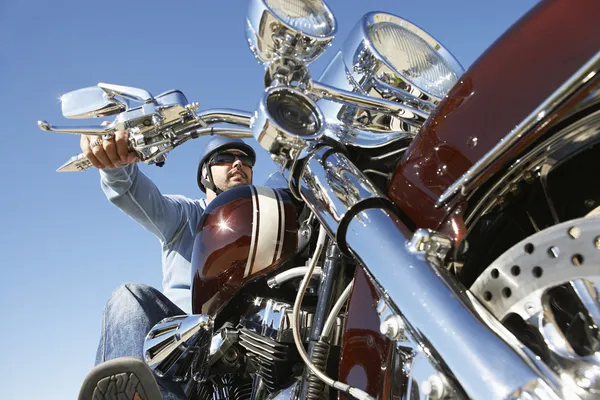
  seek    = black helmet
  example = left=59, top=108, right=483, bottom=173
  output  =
left=197, top=137, right=256, bottom=193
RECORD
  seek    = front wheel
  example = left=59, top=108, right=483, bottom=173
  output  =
left=470, top=215, right=600, bottom=398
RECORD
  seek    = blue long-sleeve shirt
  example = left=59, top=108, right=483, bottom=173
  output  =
left=100, top=164, right=207, bottom=314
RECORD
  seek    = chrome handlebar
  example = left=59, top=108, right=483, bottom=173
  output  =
left=38, top=108, right=253, bottom=172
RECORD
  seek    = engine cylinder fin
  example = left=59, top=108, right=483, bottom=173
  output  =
left=239, top=329, right=297, bottom=393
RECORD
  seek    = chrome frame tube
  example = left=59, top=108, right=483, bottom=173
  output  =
left=311, top=81, right=429, bottom=126
left=296, top=146, right=564, bottom=399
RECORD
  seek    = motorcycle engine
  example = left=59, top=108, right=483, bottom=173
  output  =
left=190, top=296, right=339, bottom=400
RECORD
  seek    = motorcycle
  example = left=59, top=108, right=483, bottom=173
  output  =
left=38, top=0, right=600, bottom=398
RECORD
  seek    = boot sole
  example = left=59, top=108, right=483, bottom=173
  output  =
left=78, top=357, right=162, bottom=400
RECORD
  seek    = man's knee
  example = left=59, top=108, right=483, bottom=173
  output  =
left=103, top=283, right=158, bottom=319
left=110, top=283, right=155, bottom=300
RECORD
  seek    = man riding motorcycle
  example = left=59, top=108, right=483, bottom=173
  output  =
left=76, top=131, right=256, bottom=400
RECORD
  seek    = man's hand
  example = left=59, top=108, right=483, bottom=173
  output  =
left=80, top=130, right=139, bottom=169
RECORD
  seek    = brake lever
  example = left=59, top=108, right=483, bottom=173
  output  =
left=37, top=120, right=113, bottom=136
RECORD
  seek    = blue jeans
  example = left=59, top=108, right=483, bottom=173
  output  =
left=95, top=283, right=188, bottom=400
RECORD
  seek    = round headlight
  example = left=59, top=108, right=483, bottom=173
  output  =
left=246, top=0, right=337, bottom=64
left=265, top=0, right=335, bottom=37
left=365, top=15, right=463, bottom=99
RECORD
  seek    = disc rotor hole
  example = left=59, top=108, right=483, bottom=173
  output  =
left=532, top=266, right=543, bottom=278
left=491, top=269, right=499, bottom=279
left=483, top=291, right=493, bottom=301
left=525, top=243, right=535, bottom=254
left=511, top=265, right=521, bottom=276
left=502, top=287, right=512, bottom=298
left=572, top=254, right=584, bottom=266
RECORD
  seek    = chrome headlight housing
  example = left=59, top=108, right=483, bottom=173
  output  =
left=318, top=12, right=464, bottom=133
left=361, top=13, right=463, bottom=100
left=246, top=0, right=337, bottom=64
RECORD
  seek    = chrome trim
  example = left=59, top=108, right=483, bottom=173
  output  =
left=346, top=208, right=564, bottom=399
left=378, top=295, right=464, bottom=399
left=37, top=120, right=111, bottom=135
left=341, top=12, right=463, bottom=101
left=437, top=50, right=600, bottom=207
left=251, top=86, right=324, bottom=159
left=407, top=229, right=453, bottom=261
left=323, top=122, right=413, bottom=149
left=240, top=297, right=314, bottom=343
left=296, top=146, right=565, bottom=399
left=208, top=328, right=238, bottom=366
left=245, top=0, right=336, bottom=65
left=463, top=107, right=600, bottom=229
left=143, top=314, right=213, bottom=381
left=315, top=11, right=463, bottom=136
left=298, top=146, right=386, bottom=245
left=53, top=126, right=252, bottom=172
left=60, top=86, right=128, bottom=119
left=196, top=109, right=252, bottom=126
left=266, top=379, right=300, bottom=400
left=311, top=80, right=428, bottom=127
left=98, top=82, right=153, bottom=103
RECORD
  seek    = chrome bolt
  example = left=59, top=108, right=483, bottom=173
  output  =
left=186, top=102, right=201, bottom=112
left=523, top=171, right=535, bottom=183
left=421, top=374, right=445, bottom=399
left=497, top=196, right=507, bottom=207
left=379, top=315, right=405, bottom=341
left=270, top=154, right=287, bottom=165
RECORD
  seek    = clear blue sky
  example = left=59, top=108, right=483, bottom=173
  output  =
left=0, top=1, right=539, bottom=398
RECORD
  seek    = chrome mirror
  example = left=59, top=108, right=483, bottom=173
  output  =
left=246, top=0, right=337, bottom=65
left=60, top=86, right=127, bottom=119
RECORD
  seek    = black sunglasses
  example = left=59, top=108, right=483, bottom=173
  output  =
left=209, top=152, right=254, bottom=167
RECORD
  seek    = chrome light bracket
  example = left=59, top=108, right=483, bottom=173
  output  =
left=246, top=0, right=337, bottom=65
left=407, top=229, right=453, bottom=262
left=264, top=56, right=312, bottom=89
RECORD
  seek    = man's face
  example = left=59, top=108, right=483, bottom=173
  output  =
left=209, top=150, right=253, bottom=192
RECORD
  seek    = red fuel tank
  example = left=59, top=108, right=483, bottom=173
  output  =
left=191, top=185, right=299, bottom=316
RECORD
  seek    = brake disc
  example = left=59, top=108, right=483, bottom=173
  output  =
left=471, top=216, right=600, bottom=320
left=470, top=215, right=600, bottom=397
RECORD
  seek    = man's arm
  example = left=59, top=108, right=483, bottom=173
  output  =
left=100, top=164, right=195, bottom=245
left=81, top=130, right=202, bottom=245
